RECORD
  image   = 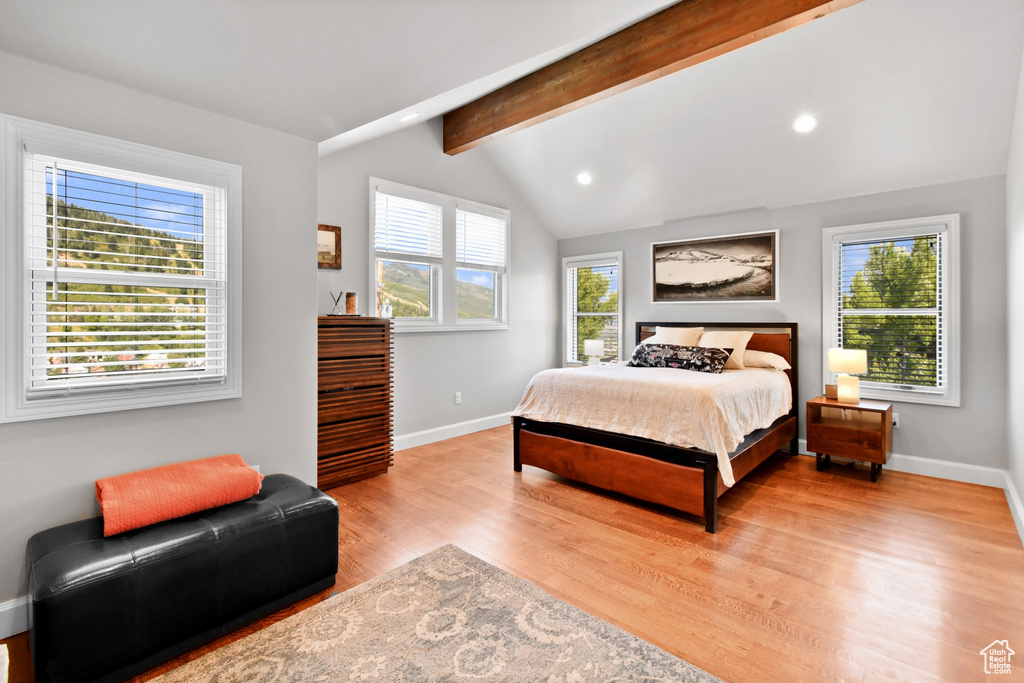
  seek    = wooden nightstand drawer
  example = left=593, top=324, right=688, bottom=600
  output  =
left=807, top=425, right=885, bottom=462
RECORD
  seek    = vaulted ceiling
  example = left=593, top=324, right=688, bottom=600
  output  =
left=2, top=0, right=1022, bottom=238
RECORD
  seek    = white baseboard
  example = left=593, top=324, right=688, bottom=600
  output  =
left=797, top=439, right=1007, bottom=486
left=798, top=438, right=1024, bottom=547
left=395, top=412, right=512, bottom=452
left=0, top=595, right=28, bottom=640
left=1004, top=472, right=1024, bottom=547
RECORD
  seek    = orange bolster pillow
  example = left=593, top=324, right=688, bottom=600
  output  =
left=95, top=454, right=264, bottom=537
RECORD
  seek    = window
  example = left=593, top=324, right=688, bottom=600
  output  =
left=822, top=215, right=959, bottom=406
left=372, top=189, right=442, bottom=321
left=563, top=252, right=622, bottom=365
left=456, top=207, right=506, bottom=320
left=369, top=178, right=509, bottom=331
left=1, top=115, right=242, bottom=422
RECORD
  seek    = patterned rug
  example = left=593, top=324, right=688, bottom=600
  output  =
left=153, top=545, right=720, bottom=682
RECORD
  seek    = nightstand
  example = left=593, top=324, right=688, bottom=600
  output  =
left=806, top=396, right=893, bottom=482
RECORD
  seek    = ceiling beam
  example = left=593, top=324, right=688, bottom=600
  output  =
left=443, top=0, right=863, bottom=155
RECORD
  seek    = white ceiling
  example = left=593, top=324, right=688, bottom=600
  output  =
left=2, top=0, right=1022, bottom=238
left=479, top=0, right=1024, bottom=236
left=0, top=0, right=674, bottom=142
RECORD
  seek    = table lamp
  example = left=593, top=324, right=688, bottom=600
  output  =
left=584, top=339, right=605, bottom=366
left=828, top=348, right=868, bottom=403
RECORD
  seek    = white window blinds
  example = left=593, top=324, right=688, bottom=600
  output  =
left=368, top=177, right=510, bottom=330
left=24, top=152, right=228, bottom=397
left=374, top=191, right=442, bottom=262
left=835, top=233, right=944, bottom=392
left=456, top=209, right=506, bottom=270
left=823, top=214, right=959, bottom=406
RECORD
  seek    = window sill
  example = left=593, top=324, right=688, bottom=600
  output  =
left=854, top=386, right=959, bottom=408
left=392, top=321, right=509, bottom=333
left=2, top=381, right=242, bottom=423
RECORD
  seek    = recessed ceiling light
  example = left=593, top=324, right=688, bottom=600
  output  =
left=577, top=172, right=592, bottom=185
left=792, top=114, right=818, bottom=133
left=399, top=112, right=420, bottom=123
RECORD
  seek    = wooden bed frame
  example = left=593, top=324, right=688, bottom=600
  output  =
left=513, top=321, right=799, bottom=533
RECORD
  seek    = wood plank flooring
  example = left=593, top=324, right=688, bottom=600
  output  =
left=4, top=425, right=1023, bottom=682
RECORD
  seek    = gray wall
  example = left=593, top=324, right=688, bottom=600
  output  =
left=318, top=120, right=560, bottom=437
left=0, top=53, right=319, bottom=606
left=559, top=176, right=1008, bottom=469
left=1008, top=45, right=1024, bottom=511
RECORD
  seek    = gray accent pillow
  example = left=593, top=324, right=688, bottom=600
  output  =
left=627, top=344, right=731, bottom=373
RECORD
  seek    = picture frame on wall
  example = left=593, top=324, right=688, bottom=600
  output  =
left=317, top=224, right=341, bottom=269
left=652, top=230, right=778, bottom=303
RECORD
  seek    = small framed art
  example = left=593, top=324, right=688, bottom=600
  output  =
left=317, top=224, right=341, bottom=269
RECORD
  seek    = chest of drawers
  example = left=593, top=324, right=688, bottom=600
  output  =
left=317, top=316, right=393, bottom=488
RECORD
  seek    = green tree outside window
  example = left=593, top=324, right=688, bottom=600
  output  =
left=841, top=236, right=938, bottom=388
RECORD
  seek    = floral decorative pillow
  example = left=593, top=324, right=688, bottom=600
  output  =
left=627, top=344, right=731, bottom=373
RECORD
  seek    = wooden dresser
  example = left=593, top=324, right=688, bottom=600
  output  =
left=317, top=316, right=393, bottom=489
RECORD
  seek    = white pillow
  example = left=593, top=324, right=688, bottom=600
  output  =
left=742, top=349, right=791, bottom=370
left=698, top=330, right=753, bottom=370
left=643, top=326, right=703, bottom=347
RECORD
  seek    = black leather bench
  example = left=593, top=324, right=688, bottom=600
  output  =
left=27, top=473, right=339, bottom=683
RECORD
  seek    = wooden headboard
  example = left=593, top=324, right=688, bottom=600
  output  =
left=634, top=321, right=799, bottom=420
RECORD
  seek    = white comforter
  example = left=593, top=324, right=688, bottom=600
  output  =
left=512, top=364, right=792, bottom=487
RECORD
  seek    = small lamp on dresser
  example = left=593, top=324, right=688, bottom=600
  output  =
left=828, top=348, right=868, bottom=403
left=584, top=339, right=605, bottom=366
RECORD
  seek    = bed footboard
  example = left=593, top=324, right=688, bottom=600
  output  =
left=513, top=417, right=721, bottom=532
left=513, top=414, right=796, bottom=533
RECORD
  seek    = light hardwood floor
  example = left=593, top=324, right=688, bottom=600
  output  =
left=5, top=425, right=1023, bottom=682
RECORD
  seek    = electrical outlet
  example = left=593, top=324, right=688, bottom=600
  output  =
left=455, top=392, right=462, bottom=405
left=892, top=413, right=900, bottom=428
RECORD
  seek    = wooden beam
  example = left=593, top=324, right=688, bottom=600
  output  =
left=443, top=0, right=863, bottom=155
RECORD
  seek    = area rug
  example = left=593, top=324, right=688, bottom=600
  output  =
left=153, top=545, right=720, bottom=682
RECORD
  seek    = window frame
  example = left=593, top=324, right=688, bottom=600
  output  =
left=368, top=177, right=509, bottom=332
left=1, top=114, right=243, bottom=423
left=563, top=251, right=623, bottom=366
left=821, top=214, right=960, bottom=407
left=454, top=199, right=508, bottom=325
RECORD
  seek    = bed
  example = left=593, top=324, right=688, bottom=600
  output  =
left=512, top=321, right=799, bottom=533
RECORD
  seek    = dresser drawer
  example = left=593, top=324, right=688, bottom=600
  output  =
left=318, top=357, right=389, bottom=391
left=318, top=386, right=390, bottom=424
left=318, top=415, right=391, bottom=456
left=318, top=325, right=390, bottom=358
left=317, top=446, right=393, bottom=489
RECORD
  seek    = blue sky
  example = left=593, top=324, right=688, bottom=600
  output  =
left=590, top=264, right=618, bottom=301
left=48, top=167, right=204, bottom=240
left=458, top=269, right=493, bottom=287
left=840, top=237, right=919, bottom=294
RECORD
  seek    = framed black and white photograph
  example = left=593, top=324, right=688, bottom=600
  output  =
left=317, top=224, right=341, bottom=270
left=652, top=230, right=778, bottom=303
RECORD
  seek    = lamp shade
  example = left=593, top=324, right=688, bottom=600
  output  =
left=584, top=339, right=605, bottom=357
left=828, top=348, right=867, bottom=375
